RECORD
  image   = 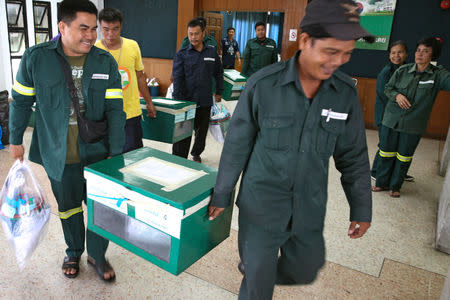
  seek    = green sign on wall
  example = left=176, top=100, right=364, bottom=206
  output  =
left=355, top=0, right=397, bottom=50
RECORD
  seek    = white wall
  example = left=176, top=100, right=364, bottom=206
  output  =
left=0, top=0, right=104, bottom=92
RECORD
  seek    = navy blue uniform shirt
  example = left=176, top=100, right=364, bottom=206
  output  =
left=172, top=43, right=224, bottom=107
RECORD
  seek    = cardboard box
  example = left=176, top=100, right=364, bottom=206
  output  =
left=84, top=147, right=233, bottom=275
left=222, top=69, right=247, bottom=101
left=141, top=98, right=196, bottom=143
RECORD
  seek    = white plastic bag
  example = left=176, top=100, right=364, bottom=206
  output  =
left=0, top=160, right=50, bottom=269
left=209, top=102, right=231, bottom=143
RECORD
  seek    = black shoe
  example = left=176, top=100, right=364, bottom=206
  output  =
left=192, top=155, right=202, bottom=163
left=238, top=261, right=245, bottom=275
left=404, top=174, right=414, bottom=182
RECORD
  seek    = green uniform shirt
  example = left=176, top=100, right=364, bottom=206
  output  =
left=180, top=34, right=217, bottom=50
left=383, top=63, right=450, bottom=135
left=212, top=51, right=372, bottom=234
left=241, top=37, right=278, bottom=78
left=10, top=39, right=126, bottom=181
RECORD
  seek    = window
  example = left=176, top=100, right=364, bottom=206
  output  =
left=33, top=1, right=52, bottom=45
left=6, top=0, right=28, bottom=81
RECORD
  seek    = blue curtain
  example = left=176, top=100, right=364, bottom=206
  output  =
left=268, top=12, right=284, bottom=53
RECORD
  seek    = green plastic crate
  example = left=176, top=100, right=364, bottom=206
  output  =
left=222, top=69, right=246, bottom=101
left=140, top=98, right=196, bottom=144
left=84, top=147, right=233, bottom=275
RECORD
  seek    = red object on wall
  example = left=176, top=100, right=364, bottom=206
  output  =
left=442, top=0, right=450, bottom=10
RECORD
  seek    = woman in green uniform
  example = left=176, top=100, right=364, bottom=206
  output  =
left=373, top=37, right=450, bottom=197
left=371, top=41, right=409, bottom=179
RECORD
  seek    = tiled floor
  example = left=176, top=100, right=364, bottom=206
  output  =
left=0, top=106, right=448, bottom=299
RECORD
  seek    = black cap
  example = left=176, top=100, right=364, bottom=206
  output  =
left=300, top=0, right=375, bottom=43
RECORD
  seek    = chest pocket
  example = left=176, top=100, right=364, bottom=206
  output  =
left=86, top=80, right=107, bottom=120
left=204, top=57, right=216, bottom=73
left=261, top=115, right=293, bottom=151
left=316, top=116, right=346, bottom=158
left=35, top=78, right=64, bottom=109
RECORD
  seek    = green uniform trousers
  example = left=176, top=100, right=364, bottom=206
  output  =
left=375, top=126, right=421, bottom=191
left=238, top=214, right=325, bottom=300
left=49, top=163, right=109, bottom=264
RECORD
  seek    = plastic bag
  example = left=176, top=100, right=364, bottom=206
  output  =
left=209, top=102, right=231, bottom=143
left=0, top=160, right=50, bottom=269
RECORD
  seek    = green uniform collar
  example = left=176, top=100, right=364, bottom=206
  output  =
left=275, top=50, right=337, bottom=94
left=407, top=63, right=435, bottom=74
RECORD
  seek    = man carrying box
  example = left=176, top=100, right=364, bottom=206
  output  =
left=95, top=7, right=156, bottom=153
left=208, top=0, right=374, bottom=299
left=9, top=0, right=125, bottom=281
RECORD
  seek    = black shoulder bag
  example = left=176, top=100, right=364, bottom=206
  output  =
left=56, top=53, right=109, bottom=144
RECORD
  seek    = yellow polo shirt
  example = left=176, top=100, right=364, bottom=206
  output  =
left=95, top=37, right=144, bottom=119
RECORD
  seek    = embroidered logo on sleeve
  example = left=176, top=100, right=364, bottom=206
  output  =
left=92, top=73, right=109, bottom=80
left=321, top=109, right=348, bottom=122
left=204, top=57, right=215, bottom=61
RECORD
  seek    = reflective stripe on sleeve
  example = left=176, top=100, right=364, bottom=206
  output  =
left=105, top=88, right=123, bottom=99
left=396, top=153, right=413, bottom=162
left=12, top=80, right=36, bottom=96
left=58, top=206, right=83, bottom=220
left=379, top=150, right=396, bottom=158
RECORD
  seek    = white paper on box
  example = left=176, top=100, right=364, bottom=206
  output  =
left=119, top=157, right=207, bottom=192
left=152, top=99, right=183, bottom=105
left=224, top=69, right=246, bottom=81
left=186, top=108, right=196, bottom=120
left=133, top=201, right=183, bottom=239
left=85, top=172, right=128, bottom=214
left=85, top=171, right=186, bottom=238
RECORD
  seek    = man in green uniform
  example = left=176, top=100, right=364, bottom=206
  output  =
left=241, top=21, right=278, bottom=78
left=208, top=1, right=374, bottom=299
left=9, top=0, right=125, bottom=281
left=373, top=37, right=450, bottom=197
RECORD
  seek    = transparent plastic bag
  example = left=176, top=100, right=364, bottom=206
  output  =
left=209, top=102, right=231, bottom=143
left=0, top=160, right=50, bottom=269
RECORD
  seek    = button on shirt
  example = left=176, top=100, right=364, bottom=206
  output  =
left=172, top=43, right=224, bottom=107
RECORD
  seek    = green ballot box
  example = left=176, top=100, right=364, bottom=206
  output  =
left=84, top=147, right=233, bottom=275
left=222, top=69, right=247, bottom=101
left=140, top=98, right=197, bottom=143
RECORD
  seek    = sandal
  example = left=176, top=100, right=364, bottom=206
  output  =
left=62, top=256, right=80, bottom=278
left=87, top=256, right=116, bottom=282
left=389, top=190, right=400, bottom=198
left=371, top=186, right=389, bottom=192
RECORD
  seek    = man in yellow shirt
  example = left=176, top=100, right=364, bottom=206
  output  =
left=95, top=7, right=156, bottom=153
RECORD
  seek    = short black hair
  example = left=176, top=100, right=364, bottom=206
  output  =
left=187, top=18, right=205, bottom=31
left=255, top=21, right=266, bottom=30
left=388, top=40, right=408, bottom=54
left=227, top=27, right=235, bottom=34
left=58, top=0, right=97, bottom=24
left=416, top=37, right=443, bottom=60
left=99, top=7, right=123, bottom=24
left=196, top=16, right=207, bottom=27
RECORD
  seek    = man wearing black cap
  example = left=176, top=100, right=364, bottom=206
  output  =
left=208, top=0, right=374, bottom=299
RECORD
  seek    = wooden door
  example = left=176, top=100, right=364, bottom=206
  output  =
left=203, top=12, right=223, bottom=53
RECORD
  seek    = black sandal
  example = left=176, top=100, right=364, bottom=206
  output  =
left=87, top=257, right=116, bottom=282
left=62, top=256, right=80, bottom=278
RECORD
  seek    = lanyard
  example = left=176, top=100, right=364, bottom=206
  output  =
left=102, top=37, right=122, bottom=65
